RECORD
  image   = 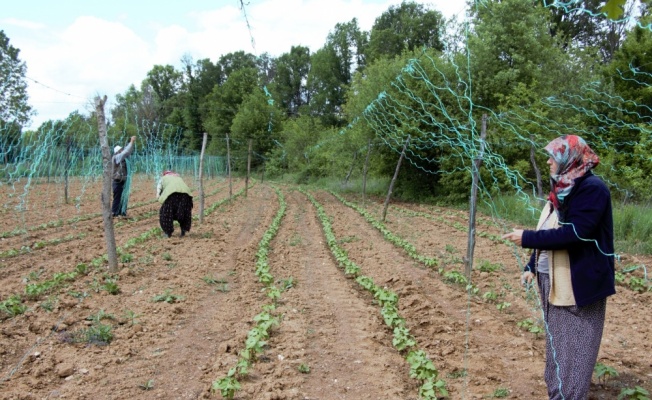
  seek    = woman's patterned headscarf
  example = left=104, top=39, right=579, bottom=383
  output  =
left=163, top=170, right=179, bottom=177
left=545, top=135, right=600, bottom=209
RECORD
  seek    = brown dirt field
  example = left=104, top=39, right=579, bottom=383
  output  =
left=0, top=177, right=650, bottom=399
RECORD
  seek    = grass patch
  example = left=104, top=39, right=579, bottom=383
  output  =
left=61, top=319, right=114, bottom=346
left=152, top=290, right=183, bottom=303
left=478, top=194, right=652, bottom=256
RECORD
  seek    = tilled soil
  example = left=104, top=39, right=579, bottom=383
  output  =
left=0, top=178, right=650, bottom=399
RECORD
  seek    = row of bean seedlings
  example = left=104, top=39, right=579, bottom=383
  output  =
left=304, top=189, right=448, bottom=400
left=211, top=185, right=286, bottom=399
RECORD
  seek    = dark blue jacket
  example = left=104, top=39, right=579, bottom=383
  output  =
left=522, top=172, right=616, bottom=307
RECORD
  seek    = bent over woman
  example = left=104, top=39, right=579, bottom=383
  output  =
left=502, top=135, right=615, bottom=399
left=157, top=171, right=193, bottom=238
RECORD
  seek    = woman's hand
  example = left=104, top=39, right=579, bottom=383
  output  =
left=501, top=229, right=524, bottom=246
left=521, top=271, right=535, bottom=286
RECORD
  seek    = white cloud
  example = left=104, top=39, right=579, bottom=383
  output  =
left=228, top=0, right=390, bottom=56
left=58, top=17, right=150, bottom=84
left=2, top=17, right=46, bottom=30
left=183, top=5, right=254, bottom=61
left=19, top=16, right=152, bottom=127
left=153, top=25, right=192, bottom=65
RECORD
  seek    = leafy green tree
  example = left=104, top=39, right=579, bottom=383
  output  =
left=308, top=19, right=366, bottom=127
left=343, top=46, right=476, bottom=199
left=541, top=0, right=634, bottom=61
left=366, top=1, right=445, bottom=63
left=288, top=125, right=344, bottom=182
left=230, top=89, right=284, bottom=169
left=606, top=13, right=652, bottom=119
left=194, top=58, right=223, bottom=96
left=204, top=67, right=259, bottom=153
left=59, top=111, right=97, bottom=149
left=342, top=52, right=412, bottom=180
left=271, top=46, right=311, bottom=117
left=145, top=64, right=183, bottom=120
left=0, top=30, right=34, bottom=126
left=272, top=115, right=325, bottom=175
left=218, top=51, right=257, bottom=82
left=256, top=52, right=276, bottom=86
left=17, top=111, right=98, bottom=182
left=597, top=12, right=652, bottom=200
left=327, top=18, right=367, bottom=84
left=112, top=84, right=155, bottom=130
left=469, top=0, right=571, bottom=110
left=175, top=55, right=222, bottom=150
left=307, top=45, right=344, bottom=127
left=1, top=120, right=23, bottom=165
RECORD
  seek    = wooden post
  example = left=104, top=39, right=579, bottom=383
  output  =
left=64, top=136, right=71, bottom=204
left=530, top=134, right=544, bottom=207
left=362, top=139, right=372, bottom=208
left=464, top=114, right=487, bottom=278
left=382, top=135, right=410, bottom=222
left=198, top=132, right=207, bottom=224
left=246, top=139, right=252, bottom=198
left=95, top=96, right=118, bottom=273
left=343, top=151, right=358, bottom=187
left=226, top=133, right=232, bottom=201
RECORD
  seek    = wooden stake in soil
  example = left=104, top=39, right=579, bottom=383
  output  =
left=382, top=135, right=410, bottom=222
left=464, top=115, right=487, bottom=278
left=226, top=133, right=232, bottom=201
left=343, top=150, right=358, bottom=187
left=198, top=132, right=207, bottom=224
left=95, top=95, right=118, bottom=273
left=362, top=138, right=372, bottom=208
left=64, top=136, right=72, bottom=204
left=246, top=138, right=252, bottom=198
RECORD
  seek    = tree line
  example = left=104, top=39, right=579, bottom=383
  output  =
left=2, top=0, right=651, bottom=203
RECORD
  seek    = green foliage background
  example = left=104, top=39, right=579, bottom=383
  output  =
left=2, top=0, right=651, bottom=217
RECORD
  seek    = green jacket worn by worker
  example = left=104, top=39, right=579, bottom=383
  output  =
left=157, top=174, right=193, bottom=204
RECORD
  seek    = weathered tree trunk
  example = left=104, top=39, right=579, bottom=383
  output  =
left=198, top=132, right=207, bottom=224
left=343, top=151, right=358, bottom=187
left=362, top=139, right=372, bottom=208
left=465, top=114, right=488, bottom=278
left=382, top=136, right=410, bottom=222
left=246, top=139, right=252, bottom=198
left=95, top=96, right=118, bottom=273
left=226, top=133, right=232, bottom=201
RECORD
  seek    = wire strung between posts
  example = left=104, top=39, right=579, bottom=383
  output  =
left=1, top=1, right=648, bottom=397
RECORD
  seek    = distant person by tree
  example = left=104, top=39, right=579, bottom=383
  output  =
left=156, top=170, right=193, bottom=238
left=111, top=136, right=136, bottom=217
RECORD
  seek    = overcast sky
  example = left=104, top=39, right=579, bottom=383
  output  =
left=2, top=0, right=467, bottom=130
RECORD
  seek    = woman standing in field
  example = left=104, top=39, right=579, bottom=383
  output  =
left=502, top=135, right=616, bottom=399
left=157, top=171, right=193, bottom=238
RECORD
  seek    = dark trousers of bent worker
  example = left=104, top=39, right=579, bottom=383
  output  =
left=159, top=193, right=193, bottom=237
left=112, top=180, right=126, bottom=216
